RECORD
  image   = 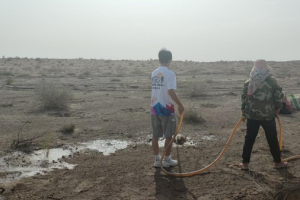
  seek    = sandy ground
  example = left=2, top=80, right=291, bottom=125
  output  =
left=0, top=58, right=300, bottom=199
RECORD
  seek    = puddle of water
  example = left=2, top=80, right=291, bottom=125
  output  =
left=0, top=149, right=76, bottom=184
left=201, top=135, right=216, bottom=141
left=30, top=148, right=73, bottom=162
left=0, top=136, right=199, bottom=185
left=155, top=138, right=196, bottom=147
left=0, top=139, right=131, bottom=183
left=83, top=140, right=130, bottom=156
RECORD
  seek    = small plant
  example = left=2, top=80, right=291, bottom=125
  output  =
left=183, top=104, right=204, bottom=123
left=128, top=62, right=134, bottom=66
left=37, top=82, right=73, bottom=109
left=0, top=71, right=13, bottom=76
left=189, top=83, right=208, bottom=98
left=35, top=65, right=41, bottom=70
left=5, top=77, right=14, bottom=85
left=83, top=71, right=90, bottom=76
left=78, top=74, right=85, bottom=79
left=297, top=78, right=300, bottom=86
left=111, top=78, right=121, bottom=82
left=41, top=133, right=52, bottom=158
left=206, top=79, right=213, bottom=84
left=116, top=67, right=125, bottom=77
left=60, top=124, right=75, bottom=134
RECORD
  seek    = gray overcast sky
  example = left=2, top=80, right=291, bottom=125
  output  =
left=0, top=0, right=299, bottom=61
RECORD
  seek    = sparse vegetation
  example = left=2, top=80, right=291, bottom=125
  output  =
left=128, top=62, right=134, bottom=66
left=183, top=104, right=204, bottom=123
left=189, top=83, right=208, bottom=98
left=297, top=78, right=300, bottom=86
left=206, top=79, right=214, bottom=84
left=78, top=74, right=85, bottom=79
left=60, top=124, right=75, bottom=134
left=37, top=82, right=73, bottom=109
left=5, top=77, right=14, bottom=85
left=111, top=78, right=121, bottom=82
left=0, top=102, right=13, bottom=107
left=41, top=133, right=52, bottom=158
left=0, top=71, right=13, bottom=76
left=83, top=71, right=90, bottom=76
left=116, top=66, right=125, bottom=77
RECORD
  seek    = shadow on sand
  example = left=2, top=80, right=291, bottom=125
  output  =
left=154, top=147, right=197, bottom=200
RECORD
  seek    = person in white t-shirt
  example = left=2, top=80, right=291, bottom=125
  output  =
left=151, top=48, right=184, bottom=168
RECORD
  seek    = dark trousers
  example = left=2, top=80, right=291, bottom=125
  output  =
left=242, top=119, right=281, bottom=163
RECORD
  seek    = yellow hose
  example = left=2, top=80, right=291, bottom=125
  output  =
left=161, top=114, right=300, bottom=177
left=277, top=116, right=300, bottom=162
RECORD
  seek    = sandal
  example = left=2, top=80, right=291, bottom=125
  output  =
left=239, top=162, right=249, bottom=170
left=274, top=161, right=288, bottom=169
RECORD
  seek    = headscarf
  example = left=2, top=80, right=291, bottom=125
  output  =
left=247, top=59, right=273, bottom=96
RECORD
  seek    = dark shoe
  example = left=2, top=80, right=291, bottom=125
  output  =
left=274, top=161, right=288, bottom=169
left=239, top=162, right=249, bottom=170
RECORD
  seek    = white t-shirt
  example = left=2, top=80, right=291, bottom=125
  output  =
left=150, top=66, right=177, bottom=116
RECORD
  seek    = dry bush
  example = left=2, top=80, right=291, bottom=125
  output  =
left=128, top=62, right=134, bottom=66
left=206, top=79, right=214, bottom=84
left=297, top=78, right=300, bottom=86
left=5, top=77, right=14, bottom=85
left=189, top=83, right=208, bottom=98
left=116, top=67, right=125, bottom=77
left=183, top=104, right=204, bottom=123
left=37, top=82, right=73, bottom=109
left=0, top=71, right=13, bottom=76
left=111, top=78, right=121, bottom=82
left=83, top=71, right=90, bottom=76
left=60, top=124, right=75, bottom=134
left=78, top=74, right=85, bottom=79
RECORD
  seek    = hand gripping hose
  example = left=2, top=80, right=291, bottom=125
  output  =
left=161, top=115, right=300, bottom=177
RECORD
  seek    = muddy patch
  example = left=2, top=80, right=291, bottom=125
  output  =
left=0, top=148, right=76, bottom=183
left=0, top=139, right=131, bottom=183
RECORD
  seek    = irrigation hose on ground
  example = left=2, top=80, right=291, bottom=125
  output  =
left=161, top=114, right=300, bottom=177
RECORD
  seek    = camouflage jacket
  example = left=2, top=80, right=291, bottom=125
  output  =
left=241, top=76, right=284, bottom=120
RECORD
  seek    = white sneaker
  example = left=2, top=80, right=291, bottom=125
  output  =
left=162, top=157, right=178, bottom=167
left=153, top=156, right=162, bottom=168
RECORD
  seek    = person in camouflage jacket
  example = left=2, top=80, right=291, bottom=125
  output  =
left=240, top=60, right=287, bottom=170
left=241, top=76, right=284, bottom=120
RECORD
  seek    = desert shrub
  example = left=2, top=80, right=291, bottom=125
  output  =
left=206, top=79, right=214, bottom=84
left=183, top=104, right=204, bottom=123
left=189, top=83, right=208, bottom=98
left=37, top=82, right=73, bottom=109
left=111, top=78, right=121, bottom=82
left=296, top=78, right=300, bottom=86
left=5, top=77, right=14, bottom=85
left=128, top=62, right=134, bottom=66
left=35, top=65, right=41, bottom=70
left=116, top=67, right=125, bottom=77
left=60, top=124, right=75, bottom=134
left=78, top=74, right=85, bottom=79
left=83, top=71, right=90, bottom=76
left=135, top=67, right=143, bottom=74
left=0, top=71, right=13, bottom=76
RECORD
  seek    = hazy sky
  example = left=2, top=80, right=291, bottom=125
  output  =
left=1, top=0, right=299, bottom=61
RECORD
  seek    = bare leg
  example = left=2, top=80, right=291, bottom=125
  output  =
left=164, top=138, right=172, bottom=156
left=152, top=137, right=159, bottom=155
